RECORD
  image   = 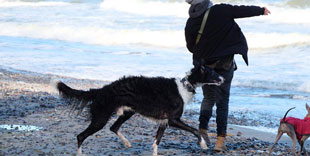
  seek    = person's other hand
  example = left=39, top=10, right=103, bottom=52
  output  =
left=264, top=7, right=271, bottom=15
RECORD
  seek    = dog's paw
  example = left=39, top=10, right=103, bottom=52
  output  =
left=199, top=138, right=208, bottom=150
left=125, top=141, right=131, bottom=148
left=77, top=147, right=87, bottom=156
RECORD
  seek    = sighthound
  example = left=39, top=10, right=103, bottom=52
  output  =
left=54, top=65, right=224, bottom=156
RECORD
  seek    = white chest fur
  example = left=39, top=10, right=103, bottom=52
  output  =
left=175, top=79, right=194, bottom=105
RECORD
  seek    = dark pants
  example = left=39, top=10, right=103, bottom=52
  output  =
left=199, top=65, right=234, bottom=136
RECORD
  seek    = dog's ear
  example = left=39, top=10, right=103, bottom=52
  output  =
left=306, top=103, right=310, bottom=114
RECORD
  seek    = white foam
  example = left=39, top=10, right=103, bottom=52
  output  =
left=298, top=82, right=310, bottom=93
left=0, top=0, right=69, bottom=7
left=2, top=21, right=309, bottom=50
left=100, top=0, right=189, bottom=17
left=0, top=124, right=42, bottom=131
left=1, top=0, right=309, bottom=50
left=263, top=6, right=310, bottom=25
left=246, top=32, right=310, bottom=50
left=232, top=79, right=310, bottom=95
left=100, top=0, right=310, bottom=25
left=0, top=22, right=185, bottom=48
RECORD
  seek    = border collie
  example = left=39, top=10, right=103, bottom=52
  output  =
left=55, top=65, right=224, bottom=156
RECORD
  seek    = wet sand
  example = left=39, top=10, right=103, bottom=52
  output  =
left=0, top=67, right=307, bottom=156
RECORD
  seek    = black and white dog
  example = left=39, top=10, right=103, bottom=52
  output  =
left=55, top=65, right=224, bottom=156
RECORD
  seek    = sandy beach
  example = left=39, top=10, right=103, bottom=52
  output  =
left=0, top=67, right=307, bottom=156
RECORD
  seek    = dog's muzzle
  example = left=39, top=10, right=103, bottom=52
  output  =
left=205, top=76, right=225, bottom=86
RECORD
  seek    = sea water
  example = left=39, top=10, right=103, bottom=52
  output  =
left=0, top=0, right=309, bottom=131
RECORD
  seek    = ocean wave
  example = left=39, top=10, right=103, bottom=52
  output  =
left=0, top=22, right=185, bottom=48
left=285, top=0, right=310, bottom=8
left=233, top=79, right=310, bottom=94
left=1, top=22, right=309, bottom=49
left=248, top=94, right=309, bottom=101
left=259, top=5, right=310, bottom=25
left=100, top=0, right=310, bottom=18
left=0, top=0, right=69, bottom=7
left=100, top=0, right=189, bottom=17
left=215, top=0, right=310, bottom=9
left=298, top=82, right=310, bottom=93
left=246, top=32, right=310, bottom=50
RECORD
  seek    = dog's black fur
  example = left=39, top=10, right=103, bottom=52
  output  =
left=55, top=65, right=223, bottom=155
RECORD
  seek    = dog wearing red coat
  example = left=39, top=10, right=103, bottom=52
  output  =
left=269, top=104, right=310, bottom=156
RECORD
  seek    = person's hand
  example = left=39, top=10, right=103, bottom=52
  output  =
left=264, top=7, right=271, bottom=15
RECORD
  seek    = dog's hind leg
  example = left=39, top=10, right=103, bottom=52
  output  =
left=77, top=113, right=111, bottom=155
left=268, top=131, right=283, bottom=156
left=287, top=131, right=298, bottom=156
left=152, top=125, right=167, bottom=156
left=110, top=111, right=135, bottom=148
left=168, top=119, right=208, bottom=150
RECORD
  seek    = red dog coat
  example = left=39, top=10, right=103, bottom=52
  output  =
left=281, top=117, right=310, bottom=140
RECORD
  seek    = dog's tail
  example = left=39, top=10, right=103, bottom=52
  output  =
left=55, top=81, right=98, bottom=116
left=281, top=107, right=296, bottom=123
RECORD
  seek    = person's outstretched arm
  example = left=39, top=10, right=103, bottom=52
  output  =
left=223, top=4, right=270, bottom=18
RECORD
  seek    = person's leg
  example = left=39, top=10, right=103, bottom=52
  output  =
left=215, top=66, right=234, bottom=136
left=214, top=66, right=234, bottom=151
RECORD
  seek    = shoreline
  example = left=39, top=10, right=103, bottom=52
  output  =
left=228, top=124, right=292, bottom=145
left=0, top=67, right=307, bottom=155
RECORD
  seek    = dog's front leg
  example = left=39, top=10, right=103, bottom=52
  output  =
left=152, top=126, right=167, bottom=156
left=152, top=140, right=158, bottom=156
left=168, top=119, right=208, bottom=150
left=300, top=136, right=309, bottom=156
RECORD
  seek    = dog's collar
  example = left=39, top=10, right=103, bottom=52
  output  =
left=181, top=78, right=196, bottom=94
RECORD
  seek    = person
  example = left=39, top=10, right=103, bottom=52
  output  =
left=184, top=0, right=270, bottom=152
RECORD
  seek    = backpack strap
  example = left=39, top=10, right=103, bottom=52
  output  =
left=195, top=8, right=211, bottom=45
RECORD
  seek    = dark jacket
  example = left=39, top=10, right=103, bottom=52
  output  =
left=185, top=4, right=265, bottom=65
